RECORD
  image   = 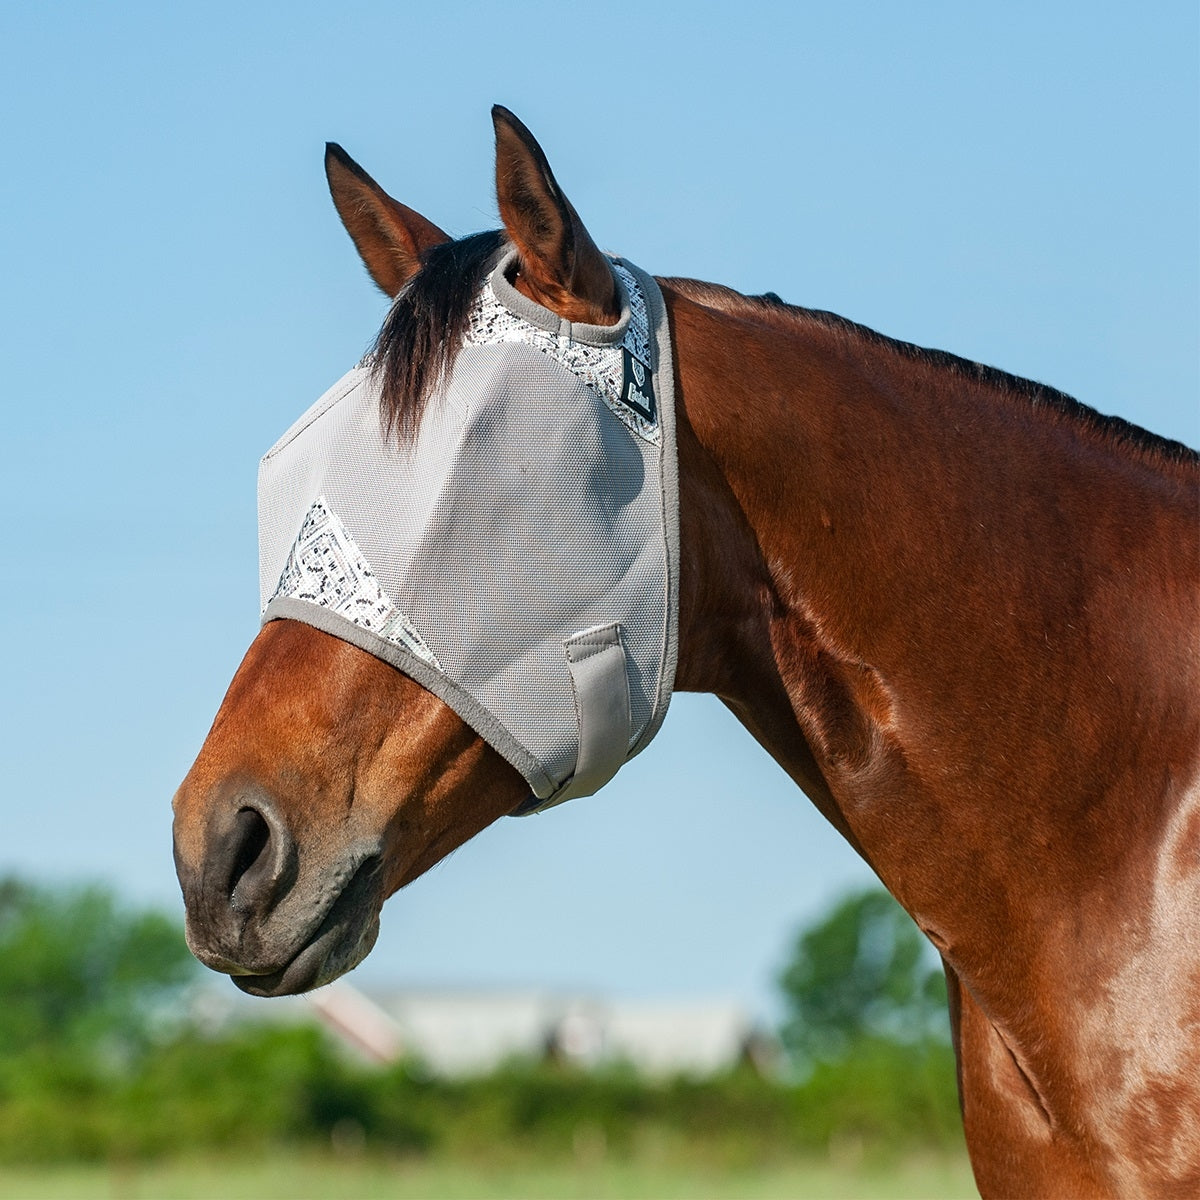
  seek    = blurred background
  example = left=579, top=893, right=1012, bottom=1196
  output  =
left=1, top=2, right=1195, bottom=1196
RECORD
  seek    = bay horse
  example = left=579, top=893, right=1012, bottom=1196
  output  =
left=172, top=107, right=1200, bottom=1197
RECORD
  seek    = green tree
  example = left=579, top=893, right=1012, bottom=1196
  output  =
left=0, top=877, right=196, bottom=1063
left=778, top=887, right=948, bottom=1062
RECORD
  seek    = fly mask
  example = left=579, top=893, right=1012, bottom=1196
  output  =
left=257, top=251, right=679, bottom=814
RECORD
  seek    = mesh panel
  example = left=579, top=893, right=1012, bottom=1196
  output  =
left=258, top=260, right=677, bottom=801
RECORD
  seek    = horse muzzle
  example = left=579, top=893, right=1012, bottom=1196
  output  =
left=173, top=786, right=385, bottom=996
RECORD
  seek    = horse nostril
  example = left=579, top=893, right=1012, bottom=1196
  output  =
left=227, top=807, right=270, bottom=895
left=225, top=803, right=297, bottom=917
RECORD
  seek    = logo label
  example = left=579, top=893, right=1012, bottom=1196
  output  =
left=620, top=347, right=656, bottom=423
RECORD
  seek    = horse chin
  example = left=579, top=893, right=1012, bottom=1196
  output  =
left=211, top=853, right=386, bottom=998
left=231, top=907, right=381, bottom=997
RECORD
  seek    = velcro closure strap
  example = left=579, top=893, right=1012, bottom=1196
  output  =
left=512, top=623, right=632, bottom=815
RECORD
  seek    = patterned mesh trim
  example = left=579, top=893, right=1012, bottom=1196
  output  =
left=463, top=262, right=660, bottom=444
left=271, top=496, right=440, bottom=669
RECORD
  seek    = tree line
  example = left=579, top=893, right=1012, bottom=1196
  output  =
left=0, top=876, right=962, bottom=1164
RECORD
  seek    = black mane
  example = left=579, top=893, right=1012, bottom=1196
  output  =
left=371, top=229, right=506, bottom=441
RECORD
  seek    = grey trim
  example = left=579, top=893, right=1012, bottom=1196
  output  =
left=615, top=259, right=680, bottom=757
left=489, top=248, right=632, bottom=346
left=263, top=598, right=557, bottom=799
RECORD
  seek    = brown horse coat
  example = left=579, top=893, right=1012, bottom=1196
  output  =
left=173, top=109, right=1200, bottom=1197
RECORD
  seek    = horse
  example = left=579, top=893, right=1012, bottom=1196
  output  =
left=172, top=107, right=1200, bottom=1197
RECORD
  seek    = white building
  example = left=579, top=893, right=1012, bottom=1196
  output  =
left=302, top=981, right=776, bottom=1078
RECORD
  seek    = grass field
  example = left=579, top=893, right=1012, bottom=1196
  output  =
left=0, top=1153, right=978, bottom=1199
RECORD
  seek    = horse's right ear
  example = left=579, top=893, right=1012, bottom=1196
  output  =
left=324, top=143, right=450, bottom=298
left=491, top=106, right=619, bottom=325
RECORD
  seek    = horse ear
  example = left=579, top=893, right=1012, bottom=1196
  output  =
left=324, top=143, right=450, bottom=298
left=491, top=106, right=619, bottom=324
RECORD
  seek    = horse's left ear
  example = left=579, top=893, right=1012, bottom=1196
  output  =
left=325, top=143, right=450, bottom=298
left=492, top=106, right=620, bottom=324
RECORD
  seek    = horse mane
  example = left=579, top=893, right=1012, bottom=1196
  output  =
left=373, top=241, right=1195, bottom=470
left=371, top=229, right=507, bottom=441
left=663, top=277, right=1199, bottom=470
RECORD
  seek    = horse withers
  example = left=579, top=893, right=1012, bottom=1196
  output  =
left=172, top=107, right=1200, bottom=1197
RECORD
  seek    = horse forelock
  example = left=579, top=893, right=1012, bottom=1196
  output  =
left=661, top=277, right=1198, bottom=471
left=370, top=229, right=508, bottom=442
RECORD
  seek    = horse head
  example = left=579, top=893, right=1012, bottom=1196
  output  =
left=171, top=108, right=743, bottom=996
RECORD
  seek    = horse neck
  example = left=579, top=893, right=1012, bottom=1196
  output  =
left=666, top=283, right=1200, bottom=965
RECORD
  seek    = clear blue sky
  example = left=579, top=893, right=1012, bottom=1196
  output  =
left=2, top=2, right=1196, bottom=1018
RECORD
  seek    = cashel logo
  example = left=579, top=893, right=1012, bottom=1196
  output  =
left=620, top=348, right=656, bottom=423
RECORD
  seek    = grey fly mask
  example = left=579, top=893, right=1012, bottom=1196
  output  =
left=257, top=250, right=679, bottom=814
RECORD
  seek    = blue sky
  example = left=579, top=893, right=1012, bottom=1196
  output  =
left=2, top=3, right=1196, bottom=1018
